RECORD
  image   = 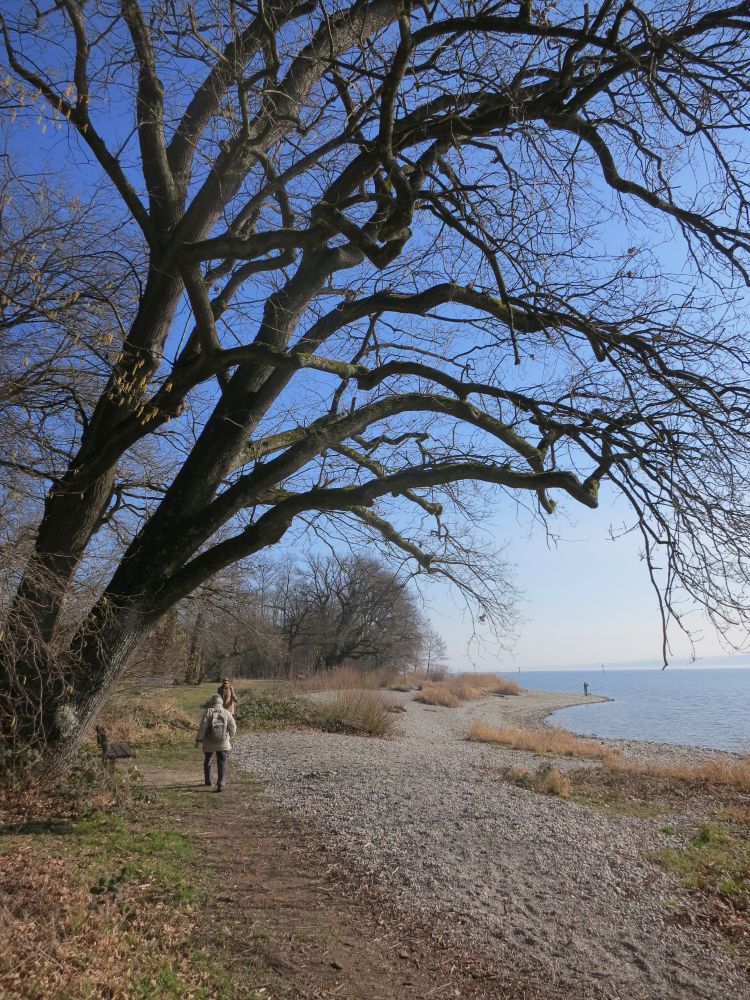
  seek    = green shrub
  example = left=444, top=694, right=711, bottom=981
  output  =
left=236, top=689, right=312, bottom=729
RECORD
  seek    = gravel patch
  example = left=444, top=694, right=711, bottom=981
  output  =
left=235, top=688, right=748, bottom=999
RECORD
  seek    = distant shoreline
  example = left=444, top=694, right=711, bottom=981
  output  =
left=513, top=660, right=750, bottom=673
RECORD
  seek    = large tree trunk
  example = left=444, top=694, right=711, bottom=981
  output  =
left=184, top=611, right=206, bottom=685
left=0, top=262, right=187, bottom=775
left=1, top=589, right=153, bottom=782
left=37, top=600, right=153, bottom=781
left=12, top=472, right=117, bottom=642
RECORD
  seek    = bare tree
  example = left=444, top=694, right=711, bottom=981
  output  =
left=422, top=626, right=449, bottom=676
left=3, top=1, right=750, bottom=773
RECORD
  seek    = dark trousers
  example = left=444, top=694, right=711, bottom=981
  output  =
left=203, top=750, right=228, bottom=788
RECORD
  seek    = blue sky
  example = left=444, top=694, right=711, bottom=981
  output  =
left=432, top=484, right=741, bottom=671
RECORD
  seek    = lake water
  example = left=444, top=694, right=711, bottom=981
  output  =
left=504, top=667, right=750, bottom=752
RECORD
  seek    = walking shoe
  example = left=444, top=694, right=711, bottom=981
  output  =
left=216, top=785, right=224, bottom=792
left=204, top=780, right=211, bottom=786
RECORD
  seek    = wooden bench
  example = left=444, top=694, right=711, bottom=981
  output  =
left=95, top=725, right=135, bottom=767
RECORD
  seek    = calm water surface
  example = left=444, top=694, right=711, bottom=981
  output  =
left=504, top=667, right=750, bottom=752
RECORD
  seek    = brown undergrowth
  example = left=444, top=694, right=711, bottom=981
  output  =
left=0, top=758, right=246, bottom=999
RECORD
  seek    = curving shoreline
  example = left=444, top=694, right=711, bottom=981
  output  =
left=513, top=687, right=610, bottom=729
left=514, top=685, right=742, bottom=766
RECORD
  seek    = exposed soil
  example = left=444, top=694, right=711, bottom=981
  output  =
left=141, top=763, right=567, bottom=999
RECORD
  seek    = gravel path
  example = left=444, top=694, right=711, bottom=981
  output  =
left=234, top=689, right=747, bottom=1000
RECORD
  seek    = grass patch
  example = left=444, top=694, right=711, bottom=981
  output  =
left=570, top=792, right=665, bottom=819
left=661, top=823, right=749, bottom=893
left=467, top=721, right=610, bottom=759
left=563, top=754, right=750, bottom=825
left=414, top=684, right=462, bottom=707
left=0, top=770, right=263, bottom=999
left=235, top=686, right=312, bottom=730
left=659, top=822, right=750, bottom=966
left=606, top=753, right=750, bottom=794
left=452, top=673, right=521, bottom=698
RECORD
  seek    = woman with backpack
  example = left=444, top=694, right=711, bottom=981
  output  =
left=196, top=694, right=237, bottom=792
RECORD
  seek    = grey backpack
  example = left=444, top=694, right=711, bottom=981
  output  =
left=207, top=709, right=227, bottom=742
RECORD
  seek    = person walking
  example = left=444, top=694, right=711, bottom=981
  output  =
left=196, top=694, right=237, bottom=792
left=217, top=677, right=239, bottom=715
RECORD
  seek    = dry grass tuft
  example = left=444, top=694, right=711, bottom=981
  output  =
left=606, top=753, right=750, bottom=793
left=463, top=673, right=521, bottom=697
left=414, top=684, right=462, bottom=708
left=467, top=721, right=611, bottom=759
left=509, top=763, right=571, bottom=797
left=314, top=689, right=395, bottom=737
left=446, top=675, right=482, bottom=700
left=98, top=695, right=195, bottom=748
left=389, top=679, right=417, bottom=692
left=389, top=670, right=431, bottom=692
left=413, top=672, right=520, bottom=708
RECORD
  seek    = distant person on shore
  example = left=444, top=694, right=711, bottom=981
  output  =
left=583, top=681, right=589, bottom=696
left=217, top=677, right=239, bottom=715
left=196, top=694, right=237, bottom=792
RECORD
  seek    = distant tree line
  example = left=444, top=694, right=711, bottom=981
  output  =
left=130, top=554, right=446, bottom=683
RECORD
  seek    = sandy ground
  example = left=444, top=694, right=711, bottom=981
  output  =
left=234, top=687, right=748, bottom=1000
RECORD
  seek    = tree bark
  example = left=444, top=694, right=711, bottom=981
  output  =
left=185, top=611, right=206, bottom=685
left=37, top=600, right=153, bottom=782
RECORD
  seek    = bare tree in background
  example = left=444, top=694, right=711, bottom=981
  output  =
left=275, top=555, right=425, bottom=672
left=422, top=626, right=449, bottom=676
left=3, top=1, right=750, bottom=773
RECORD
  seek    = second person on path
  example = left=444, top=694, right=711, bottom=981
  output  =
left=217, top=677, right=239, bottom=715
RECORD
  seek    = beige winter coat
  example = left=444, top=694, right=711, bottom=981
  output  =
left=196, top=705, right=237, bottom=752
left=217, top=682, right=239, bottom=715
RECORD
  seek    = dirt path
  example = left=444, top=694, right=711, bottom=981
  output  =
left=141, top=762, right=568, bottom=999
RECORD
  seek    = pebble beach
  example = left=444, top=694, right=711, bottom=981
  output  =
left=235, top=687, right=748, bottom=999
